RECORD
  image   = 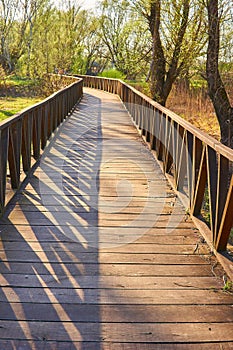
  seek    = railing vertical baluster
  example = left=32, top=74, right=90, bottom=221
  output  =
left=156, top=112, right=164, bottom=161
left=206, top=146, right=218, bottom=239
left=32, top=108, right=42, bottom=160
left=186, top=131, right=194, bottom=206
left=164, top=117, right=173, bottom=174
left=176, top=129, right=187, bottom=191
left=47, top=102, right=52, bottom=139
left=215, top=175, right=233, bottom=251
left=8, top=120, right=22, bottom=188
left=22, top=112, right=33, bottom=173
left=41, top=105, right=48, bottom=149
left=192, top=137, right=203, bottom=205
left=149, top=107, right=157, bottom=151
left=192, top=146, right=207, bottom=216
left=215, top=155, right=229, bottom=244
left=0, top=127, right=9, bottom=213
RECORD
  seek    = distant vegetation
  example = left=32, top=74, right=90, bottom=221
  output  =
left=0, top=0, right=232, bottom=145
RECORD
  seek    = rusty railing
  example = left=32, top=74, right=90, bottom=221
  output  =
left=78, top=74, right=233, bottom=253
left=0, top=75, right=83, bottom=214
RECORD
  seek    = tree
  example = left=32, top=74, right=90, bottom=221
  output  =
left=0, top=0, right=19, bottom=71
left=99, top=0, right=151, bottom=79
left=132, top=0, right=206, bottom=106
left=206, top=0, right=233, bottom=148
left=18, top=0, right=50, bottom=77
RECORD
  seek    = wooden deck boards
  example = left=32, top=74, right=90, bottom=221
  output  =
left=0, top=88, right=232, bottom=349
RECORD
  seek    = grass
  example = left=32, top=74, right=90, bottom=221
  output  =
left=167, top=84, right=221, bottom=140
left=4, top=75, right=35, bottom=87
left=99, top=69, right=126, bottom=80
left=127, top=79, right=222, bottom=140
left=0, top=96, right=42, bottom=121
left=0, top=75, right=45, bottom=121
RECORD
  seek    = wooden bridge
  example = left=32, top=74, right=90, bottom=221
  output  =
left=0, top=75, right=233, bottom=349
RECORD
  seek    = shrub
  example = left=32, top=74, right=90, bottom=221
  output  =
left=98, top=69, right=126, bottom=80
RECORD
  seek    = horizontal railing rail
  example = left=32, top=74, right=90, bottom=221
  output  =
left=0, top=75, right=83, bottom=214
left=78, top=74, right=233, bottom=253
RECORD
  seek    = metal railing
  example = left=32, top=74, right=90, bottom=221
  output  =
left=0, top=75, right=83, bottom=214
left=78, top=74, right=233, bottom=253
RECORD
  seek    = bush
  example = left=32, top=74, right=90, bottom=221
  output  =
left=98, top=69, right=126, bottom=80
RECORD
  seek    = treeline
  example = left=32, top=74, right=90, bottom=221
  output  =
left=0, top=0, right=233, bottom=146
left=0, top=0, right=151, bottom=79
left=1, top=0, right=230, bottom=80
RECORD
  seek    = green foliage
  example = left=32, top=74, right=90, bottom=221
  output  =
left=189, top=77, right=207, bottom=89
left=5, top=75, right=36, bottom=87
left=0, top=0, right=232, bottom=100
left=99, top=69, right=126, bottom=79
left=126, top=80, right=151, bottom=96
left=99, top=0, right=150, bottom=80
left=0, top=97, right=42, bottom=121
left=0, top=74, right=72, bottom=121
left=223, top=280, right=233, bottom=292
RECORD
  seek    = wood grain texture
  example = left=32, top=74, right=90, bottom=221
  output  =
left=0, top=88, right=232, bottom=349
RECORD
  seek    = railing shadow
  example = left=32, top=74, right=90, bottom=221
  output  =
left=0, top=93, right=102, bottom=348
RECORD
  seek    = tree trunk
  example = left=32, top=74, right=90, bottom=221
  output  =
left=149, top=0, right=166, bottom=105
left=206, top=0, right=233, bottom=148
left=149, top=0, right=190, bottom=107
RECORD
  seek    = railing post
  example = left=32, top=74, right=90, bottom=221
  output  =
left=0, top=127, right=9, bottom=213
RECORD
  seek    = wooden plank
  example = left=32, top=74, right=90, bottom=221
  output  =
left=0, top=275, right=222, bottom=289
left=0, top=242, right=209, bottom=255
left=0, top=251, right=208, bottom=265
left=0, top=303, right=232, bottom=323
left=0, top=340, right=232, bottom=350
left=1, top=287, right=232, bottom=304
left=0, top=321, right=233, bottom=342
left=0, top=225, right=200, bottom=241
left=0, top=262, right=214, bottom=276
left=0, top=233, right=201, bottom=245
left=6, top=211, right=190, bottom=223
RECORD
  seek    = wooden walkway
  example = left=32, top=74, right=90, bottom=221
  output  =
left=0, top=88, right=232, bottom=349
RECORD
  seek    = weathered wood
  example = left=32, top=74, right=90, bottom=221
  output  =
left=0, top=262, right=214, bottom=276
left=0, top=241, right=209, bottom=254
left=0, top=275, right=220, bottom=289
left=0, top=321, right=233, bottom=342
left=216, top=175, right=233, bottom=250
left=8, top=119, right=22, bottom=189
left=0, top=127, right=9, bottom=212
left=80, top=75, right=233, bottom=252
left=0, top=287, right=232, bottom=304
left=1, top=303, right=232, bottom=322
left=0, top=88, right=232, bottom=349
left=0, top=76, right=82, bottom=214
left=0, top=340, right=232, bottom=350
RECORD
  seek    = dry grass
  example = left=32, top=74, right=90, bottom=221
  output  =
left=167, top=84, right=221, bottom=141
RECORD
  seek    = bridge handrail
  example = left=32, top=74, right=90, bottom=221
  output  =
left=78, top=74, right=233, bottom=253
left=0, top=75, right=83, bottom=214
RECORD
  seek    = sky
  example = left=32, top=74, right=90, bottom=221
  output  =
left=81, top=0, right=98, bottom=9
left=53, top=0, right=98, bottom=10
